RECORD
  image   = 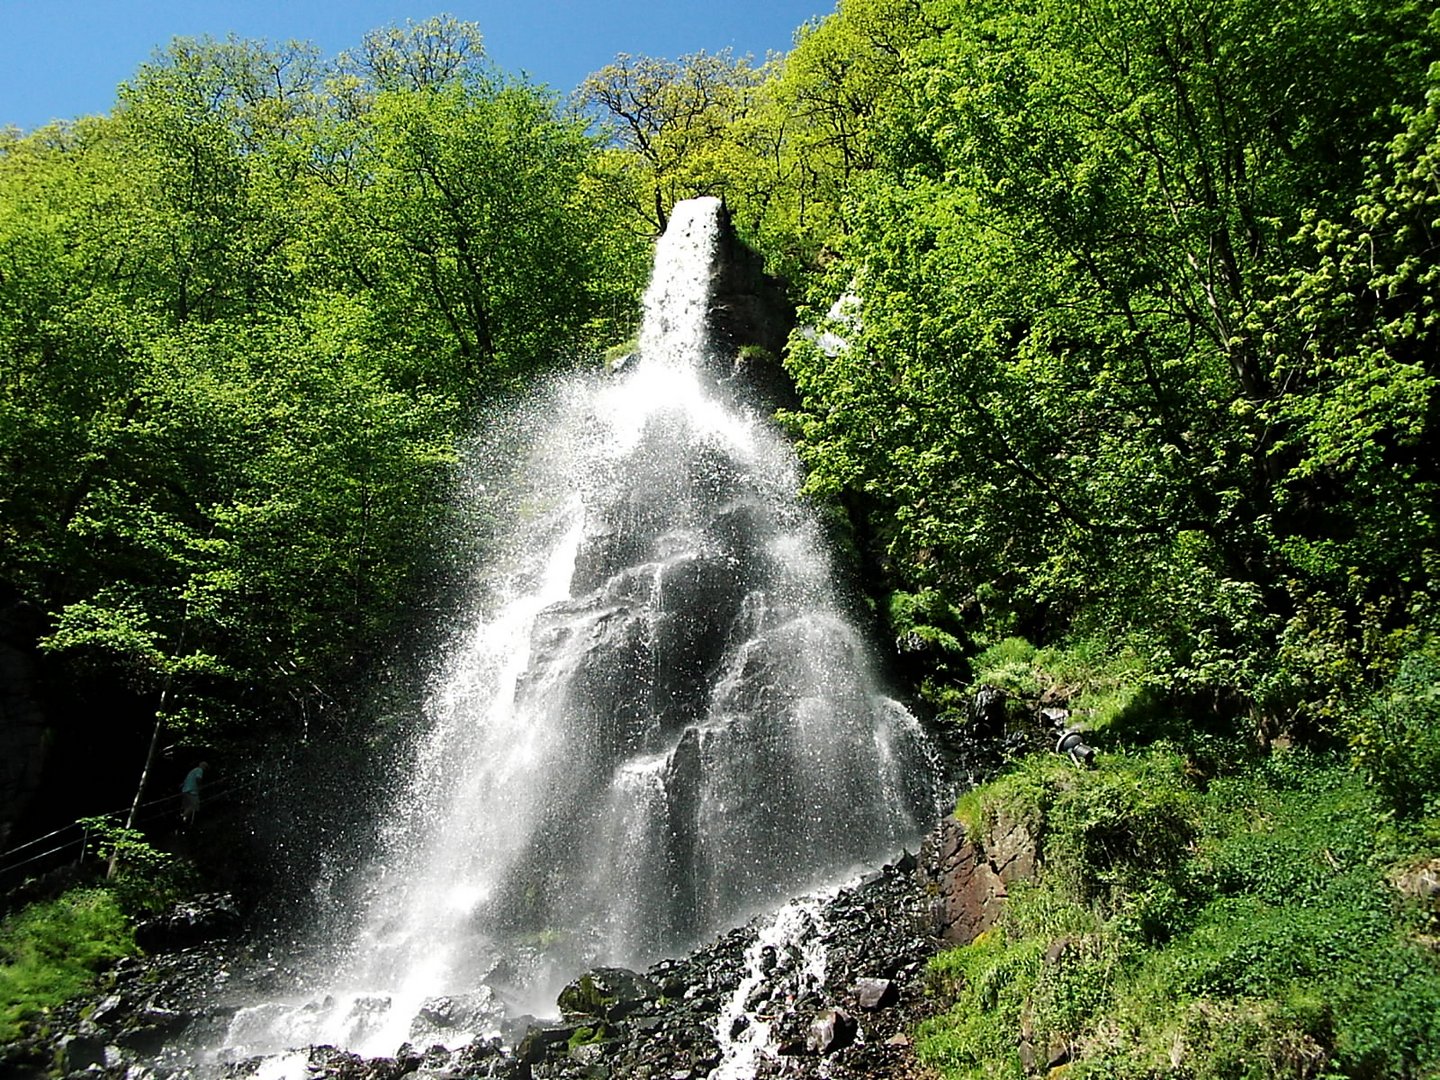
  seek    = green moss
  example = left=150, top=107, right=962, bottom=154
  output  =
left=557, top=972, right=616, bottom=1018
left=0, top=889, right=136, bottom=1042
left=566, top=1023, right=609, bottom=1050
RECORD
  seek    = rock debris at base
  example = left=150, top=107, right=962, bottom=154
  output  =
left=16, top=853, right=954, bottom=1080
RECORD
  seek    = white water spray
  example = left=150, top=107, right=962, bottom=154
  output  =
left=220, top=197, right=937, bottom=1065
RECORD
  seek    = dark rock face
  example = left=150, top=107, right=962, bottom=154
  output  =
left=972, top=684, right=1008, bottom=737
left=704, top=201, right=798, bottom=413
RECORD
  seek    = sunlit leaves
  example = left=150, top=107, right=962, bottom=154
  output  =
left=782, top=0, right=1440, bottom=709
left=0, top=23, right=648, bottom=744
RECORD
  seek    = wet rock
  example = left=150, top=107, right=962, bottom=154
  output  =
left=449, top=1037, right=523, bottom=1078
left=517, top=1022, right=583, bottom=1065
left=704, top=200, right=797, bottom=412
left=410, top=990, right=500, bottom=1045
left=0, top=1033, right=49, bottom=1080
left=44, top=845, right=945, bottom=1080
left=854, top=977, right=897, bottom=1010
left=133, top=893, right=242, bottom=952
left=558, top=967, right=662, bottom=1022
left=805, top=1008, right=857, bottom=1055
left=86, top=993, right=125, bottom=1026
left=973, top=685, right=1008, bottom=735
left=57, top=1033, right=106, bottom=1073
left=568, top=1041, right=609, bottom=1065
left=500, top=1013, right=539, bottom=1045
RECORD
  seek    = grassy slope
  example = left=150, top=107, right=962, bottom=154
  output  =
left=0, top=888, right=135, bottom=1042
left=916, top=747, right=1440, bottom=1078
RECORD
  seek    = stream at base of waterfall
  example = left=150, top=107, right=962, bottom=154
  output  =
left=197, top=198, right=941, bottom=1075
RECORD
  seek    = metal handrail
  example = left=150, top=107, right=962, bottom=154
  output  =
left=0, top=776, right=257, bottom=888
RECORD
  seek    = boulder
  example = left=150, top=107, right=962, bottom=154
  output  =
left=133, top=893, right=242, bottom=951
left=56, top=1033, right=106, bottom=1074
left=558, top=967, right=662, bottom=1022
left=516, top=1022, right=583, bottom=1066
left=1392, top=857, right=1440, bottom=912
left=805, top=1008, right=857, bottom=1055
left=854, top=977, right=897, bottom=1010
left=410, top=990, right=500, bottom=1045
left=972, top=685, right=1008, bottom=736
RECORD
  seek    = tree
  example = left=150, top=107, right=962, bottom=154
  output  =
left=0, top=21, right=650, bottom=836
left=577, top=50, right=768, bottom=235
left=339, top=15, right=488, bottom=94
left=784, top=0, right=1440, bottom=712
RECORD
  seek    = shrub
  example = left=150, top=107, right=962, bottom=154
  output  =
left=1349, top=647, right=1440, bottom=819
left=77, top=817, right=197, bottom=916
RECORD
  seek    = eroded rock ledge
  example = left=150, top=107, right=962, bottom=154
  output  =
left=919, top=809, right=1039, bottom=947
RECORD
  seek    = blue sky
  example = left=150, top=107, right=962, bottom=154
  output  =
left=0, top=0, right=836, bottom=131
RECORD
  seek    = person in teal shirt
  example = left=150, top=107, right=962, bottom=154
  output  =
left=180, top=761, right=209, bottom=825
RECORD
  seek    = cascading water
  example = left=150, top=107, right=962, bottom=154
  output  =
left=220, top=197, right=938, bottom=1065
left=712, top=892, right=836, bottom=1079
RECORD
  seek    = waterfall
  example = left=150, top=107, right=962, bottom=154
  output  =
left=220, top=197, right=938, bottom=1064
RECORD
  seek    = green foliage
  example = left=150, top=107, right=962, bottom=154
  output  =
left=76, top=818, right=196, bottom=916
left=919, top=748, right=1440, bottom=1078
left=779, top=0, right=1440, bottom=719
left=1044, top=753, right=1197, bottom=908
left=1348, top=644, right=1440, bottom=820
left=968, top=636, right=1157, bottom=733
left=0, top=22, right=649, bottom=752
left=575, top=0, right=933, bottom=283
left=890, top=589, right=971, bottom=713
left=951, top=751, right=1064, bottom=835
left=0, top=890, right=135, bottom=1043
left=971, top=637, right=1038, bottom=696
left=576, top=49, right=770, bottom=238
